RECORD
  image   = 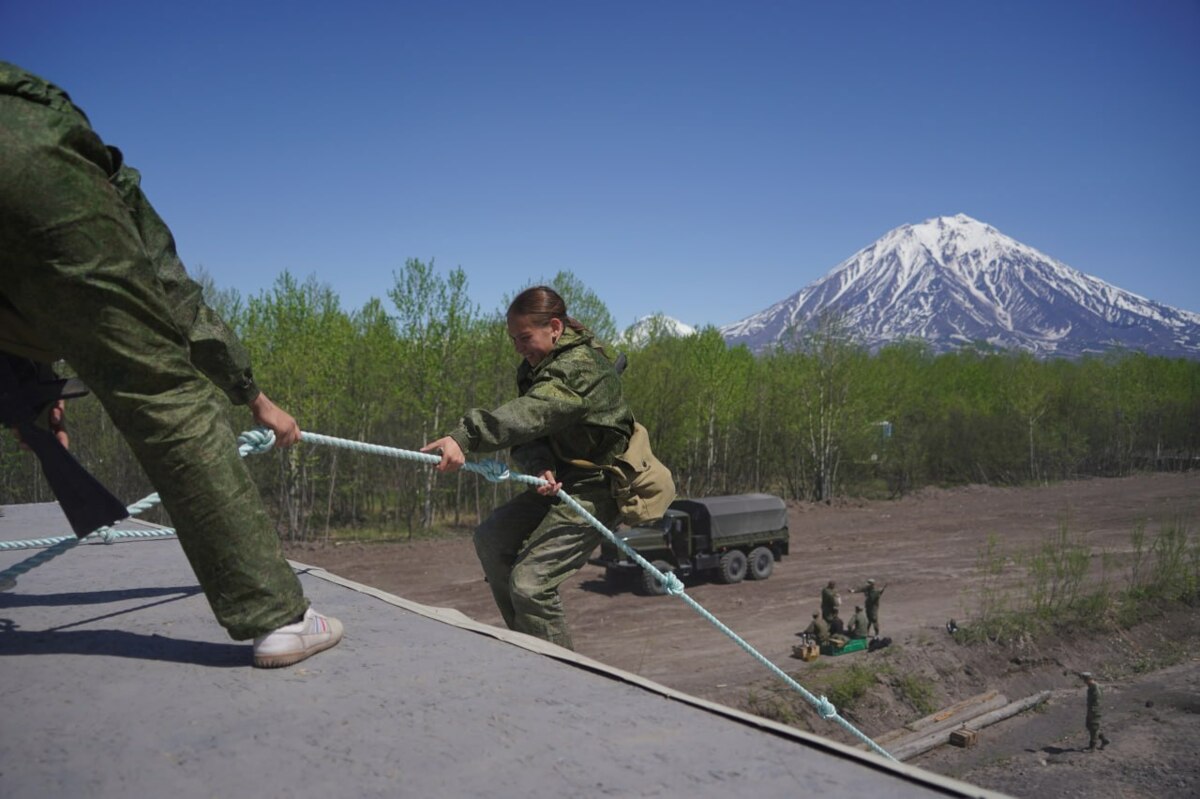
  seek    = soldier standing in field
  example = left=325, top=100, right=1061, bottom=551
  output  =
left=1080, top=672, right=1111, bottom=751
left=820, top=579, right=841, bottom=624
left=856, top=578, right=886, bottom=636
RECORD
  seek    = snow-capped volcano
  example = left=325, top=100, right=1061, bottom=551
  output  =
left=720, top=214, right=1200, bottom=358
left=623, top=314, right=697, bottom=346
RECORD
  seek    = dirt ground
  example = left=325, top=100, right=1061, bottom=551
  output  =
left=286, top=471, right=1200, bottom=799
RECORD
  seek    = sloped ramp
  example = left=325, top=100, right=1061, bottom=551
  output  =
left=0, top=504, right=1004, bottom=798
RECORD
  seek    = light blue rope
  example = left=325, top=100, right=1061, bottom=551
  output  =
left=0, top=430, right=272, bottom=585
left=1, top=426, right=893, bottom=759
left=298, top=429, right=895, bottom=761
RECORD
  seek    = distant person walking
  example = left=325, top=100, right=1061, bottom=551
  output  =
left=856, top=578, right=886, bottom=636
left=1080, top=672, right=1111, bottom=751
left=820, top=579, right=841, bottom=624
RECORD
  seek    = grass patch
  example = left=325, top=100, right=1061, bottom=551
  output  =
left=745, top=689, right=804, bottom=727
left=959, top=516, right=1199, bottom=646
left=823, top=663, right=882, bottom=711
left=1127, top=640, right=1188, bottom=676
left=893, top=673, right=937, bottom=716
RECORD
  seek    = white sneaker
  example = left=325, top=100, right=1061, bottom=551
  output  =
left=252, top=608, right=344, bottom=668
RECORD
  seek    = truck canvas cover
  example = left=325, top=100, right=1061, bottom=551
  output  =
left=671, top=493, right=787, bottom=541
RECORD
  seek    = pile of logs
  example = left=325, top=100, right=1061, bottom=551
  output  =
left=871, top=689, right=1051, bottom=761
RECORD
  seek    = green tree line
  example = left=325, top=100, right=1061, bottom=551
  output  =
left=3, top=263, right=1199, bottom=540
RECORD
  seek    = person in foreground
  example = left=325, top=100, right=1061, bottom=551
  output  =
left=423, top=286, right=633, bottom=650
left=0, top=61, right=342, bottom=668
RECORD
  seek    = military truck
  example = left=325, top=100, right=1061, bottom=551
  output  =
left=589, top=493, right=789, bottom=595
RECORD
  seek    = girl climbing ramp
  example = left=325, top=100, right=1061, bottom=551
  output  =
left=422, top=285, right=634, bottom=650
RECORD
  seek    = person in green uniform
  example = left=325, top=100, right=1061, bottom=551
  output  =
left=856, top=578, right=886, bottom=636
left=820, top=579, right=841, bottom=624
left=801, top=612, right=831, bottom=645
left=423, top=285, right=634, bottom=650
left=0, top=62, right=342, bottom=667
left=848, top=605, right=869, bottom=639
left=1080, top=672, right=1111, bottom=751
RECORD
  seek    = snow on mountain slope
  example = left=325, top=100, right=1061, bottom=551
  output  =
left=623, top=314, right=697, bottom=346
left=720, top=214, right=1200, bottom=358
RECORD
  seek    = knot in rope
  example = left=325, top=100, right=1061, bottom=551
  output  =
left=237, top=427, right=276, bottom=456
left=470, top=459, right=511, bottom=483
left=662, top=572, right=686, bottom=595
left=816, top=695, right=838, bottom=719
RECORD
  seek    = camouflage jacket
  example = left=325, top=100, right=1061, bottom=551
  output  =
left=859, top=584, right=885, bottom=611
left=803, top=616, right=831, bottom=644
left=1086, top=683, right=1102, bottom=722
left=447, top=326, right=633, bottom=485
left=0, top=61, right=260, bottom=406
left=821, top=586, right=840, bottom=616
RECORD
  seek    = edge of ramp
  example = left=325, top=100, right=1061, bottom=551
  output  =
left=293, top=559, right=1010, bottom=799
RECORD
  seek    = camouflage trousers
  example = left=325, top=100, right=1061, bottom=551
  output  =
left=0, top=69, right=306, bottom=639
left=474, top=486, right=616, bottom=650
left=1086, top=720, right=1108, bottom=749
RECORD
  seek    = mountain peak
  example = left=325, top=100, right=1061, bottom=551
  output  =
left=623, top=314, right=696, bottom=346
left=720, top=216, right=1200, bottom=359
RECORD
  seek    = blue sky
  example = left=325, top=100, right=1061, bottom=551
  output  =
left=5, top=1, right=1199, bottom=330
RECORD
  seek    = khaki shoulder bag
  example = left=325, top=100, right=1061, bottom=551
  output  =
left=554, top=422, right=676, bottom=527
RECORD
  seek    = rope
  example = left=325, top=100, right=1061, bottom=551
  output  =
left=1, top=426, right=893, bottom=759
left=0, top=430, right=270, bottom=586
left=297, top=429, right=895, bottom=760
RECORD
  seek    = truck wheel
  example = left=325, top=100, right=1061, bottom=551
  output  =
left=747, top=546, right=774, bottom=580
left=717, top=550, right=748, bottom=584
left=640, top=561, right=675, bottom=596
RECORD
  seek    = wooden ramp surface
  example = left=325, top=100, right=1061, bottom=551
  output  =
left=0, top=503, right=1007, bottom=798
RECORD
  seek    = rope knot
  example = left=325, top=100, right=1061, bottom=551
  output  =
left=816, top=695, right=837, bottom=719
left=663, top=572, right=686, bottom=595
left=238, top=427, right=276, bottom=456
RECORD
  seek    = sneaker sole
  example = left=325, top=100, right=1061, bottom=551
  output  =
left=253, top=630, right=344, bottom=669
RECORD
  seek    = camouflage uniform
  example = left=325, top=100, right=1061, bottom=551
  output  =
left=820, top=582, right=840, bottom=623
left=848, top=608, right=869, bottom=639
left=802, top=614, right=830, bottom=645
left=448, top=325, right=633, bottom=650
left=1085, top=678, right=1110, bottom=750
left=857, top=581, right=886, bottom=636
left=0, top=62, right=307, bottom=639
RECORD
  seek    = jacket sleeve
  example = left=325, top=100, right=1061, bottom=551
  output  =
left=110, top=159, right=259, bottom=406
left=447, top=362, right=588, bottom=471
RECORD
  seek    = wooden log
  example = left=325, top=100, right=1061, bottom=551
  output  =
left=961, top=690, right=1052, bottom=732
left=891, top=691, right=1052, bottom=762
left=875, top=692, right=1007, bottom=748
left=905, top=690, right=1002, bottom=733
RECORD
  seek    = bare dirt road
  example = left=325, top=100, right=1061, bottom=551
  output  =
left=287, top=471, right=1200, bottom=798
